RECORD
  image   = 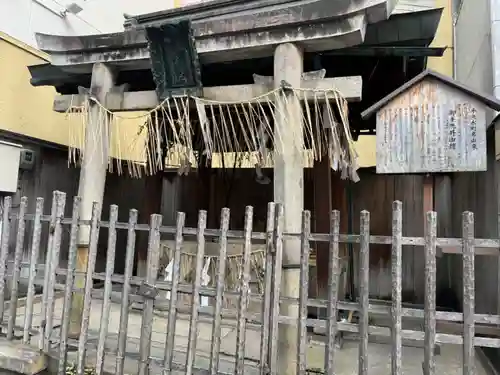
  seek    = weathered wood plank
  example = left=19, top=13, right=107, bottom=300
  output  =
left=391, top=201, right=402, bottom=375
left=297, top=210, right=310, bottom=375
left=185, top=210, right=206, bottom=375
left=210, top=208, right=230, bottom=375
left=423, top=211, right=437, bottom=375
left=14, top=212, right=500, bottom=253
left=138, top=213, right=162, bottom=375
left=359, top=211, right=370, bottom=375
left=115, top=209, right=137, bottom=375
left=235, top=206, right=253, bottom=375
left=259, top=203, right=275, bottom=375
left=269, top=204, right=284, bottom=375
left=52, top=76, right=362, bottom=112
left=88, top=285, right=500, bottom=339
left=324, top=210, right=340, bottom=374
left=372, top=78, right=488, bottom=174
left=462, top=212, right=475, bottom=375
left=164, top=212, right=185, bottom=373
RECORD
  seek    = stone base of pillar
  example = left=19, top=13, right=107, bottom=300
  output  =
left=278, top=268, right=301, bottom=374
left=68, top=245, right=90, bottom=338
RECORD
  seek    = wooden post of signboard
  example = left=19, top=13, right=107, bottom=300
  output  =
left=361, top=70, right=500, bottom=313
left=423, top=174, right=434, bottom=245
left=423, top=175, right=433, bottom=215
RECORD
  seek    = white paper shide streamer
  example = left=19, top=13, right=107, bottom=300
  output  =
left=66, top=86, right=360, bottom=181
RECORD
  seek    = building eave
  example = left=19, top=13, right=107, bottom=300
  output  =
left=0, top=129, right=67, bottom=152
left=33, top=7, right=442, bottom=76
left=34, top=0, right=405, bottom=67
left=124, top=0, right=397, bottom=31
left=36, top=14, right=369, bottom=72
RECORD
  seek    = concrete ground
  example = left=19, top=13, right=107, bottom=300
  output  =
left=4, top=296, right=491, bottom=375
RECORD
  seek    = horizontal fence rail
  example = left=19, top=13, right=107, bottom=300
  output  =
left=0, top=191, right=497, bottom=375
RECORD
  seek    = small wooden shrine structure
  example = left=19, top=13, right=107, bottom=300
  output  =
left=28, top=1, right=445, bottom=362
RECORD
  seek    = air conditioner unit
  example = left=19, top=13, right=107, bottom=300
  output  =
left=19, top=149, right=35, bottom=170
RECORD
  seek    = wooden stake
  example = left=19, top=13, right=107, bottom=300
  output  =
left=423, top=174, right=436, bottom=255
left=423, top=174, right=434, bottom=216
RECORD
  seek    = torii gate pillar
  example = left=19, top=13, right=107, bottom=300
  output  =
left=273, top=42, right=304, bottom=375
left=69, top=63, right=115, bottom=337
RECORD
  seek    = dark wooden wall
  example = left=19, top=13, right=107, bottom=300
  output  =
left=178, top=169, right=278, bottom=231
left=99, top=172, right=153, bottom=274
left=5, top=133, right=496, bottom=312
left=348, top=171, right=426, bottom=302
left=342, top=170, right=460, bottom=305
left=4, top=135, right=498, bottom=315
left=177, top=168, right=324, bottom=233
left=449, top=129, right=499, bottom=315
left=11, top=143, right=79, bottom=275
left=2, top=135, right=157, bottom=276
left=176, top=166, right=445, bottom=304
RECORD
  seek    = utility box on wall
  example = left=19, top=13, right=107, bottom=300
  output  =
left=0, top=141, right=22, bottom=193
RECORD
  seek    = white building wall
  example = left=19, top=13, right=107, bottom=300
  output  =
left=454, top=0, right=492, bottom=93
left=452, top=0, right=500, bottom=318
left=0, top=0, right=207, bottom=47
left=0, top=0, right=100, bottom=46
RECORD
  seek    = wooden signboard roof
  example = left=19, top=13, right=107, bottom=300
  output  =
left=361, top=70, right=500, bottom=174
left=361, top=70, right=500, bottom=118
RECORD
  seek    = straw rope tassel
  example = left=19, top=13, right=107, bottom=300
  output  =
left=65, top=87, right=359, bottom=181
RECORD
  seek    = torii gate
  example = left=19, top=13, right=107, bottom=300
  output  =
left=34, top=0, right=403, bottom=372
left=55, top=47, right=362, bottom=375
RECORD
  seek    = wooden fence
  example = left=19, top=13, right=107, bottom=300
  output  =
left=0, top=191, right=499, bottom=375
